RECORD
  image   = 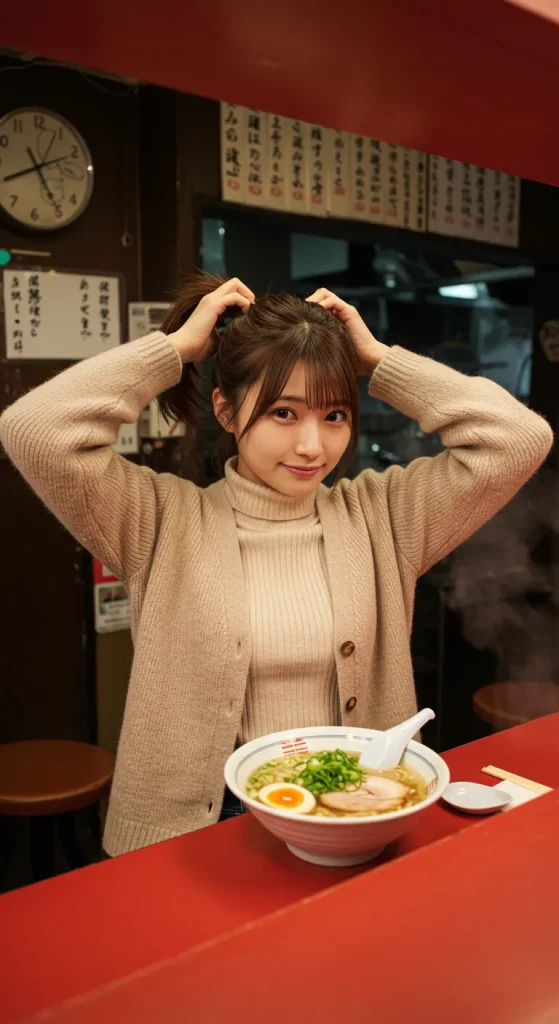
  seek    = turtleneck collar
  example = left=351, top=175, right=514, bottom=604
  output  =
left=224, top=458, right=317, bottom=522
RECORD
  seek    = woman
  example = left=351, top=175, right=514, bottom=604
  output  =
left=0, top=274, right=552, bottom=855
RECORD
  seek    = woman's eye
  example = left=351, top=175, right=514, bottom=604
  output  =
left=273, top=408, right=295, bottom=420
left=326, top=410, right=348, bottom=423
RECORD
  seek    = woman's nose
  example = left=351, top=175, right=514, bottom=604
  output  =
left=294, top=422, right=323, bottom=459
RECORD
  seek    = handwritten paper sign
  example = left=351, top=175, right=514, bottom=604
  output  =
left=349, top=135, right=368, bottom=220
left=368, top=139, right=385, bottom=224
left=3, top=270, right=121, bottom=360
left=220, top=103, right=246, bottom=202
left=245, top=109, right=267, bottom=206
left=287, top=119, right=309, bottom=214
left=307, top=125, right=328, bottom=216
left=265, top=114, right=288, bottom=209
left=327, top=130, right=350, bottom=218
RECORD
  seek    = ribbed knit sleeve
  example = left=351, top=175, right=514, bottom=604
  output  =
left=358, top=346, right=554, bottom=575
left=0, top=332, right=183, bottom=581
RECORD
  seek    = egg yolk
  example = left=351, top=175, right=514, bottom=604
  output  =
left=267, top=787, right=305, bottom=808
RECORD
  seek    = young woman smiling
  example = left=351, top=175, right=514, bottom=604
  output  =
left=0, top=273, right=552, bottom=854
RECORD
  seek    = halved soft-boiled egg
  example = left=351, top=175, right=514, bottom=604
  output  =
left=257, top=783, right=316, bottom=814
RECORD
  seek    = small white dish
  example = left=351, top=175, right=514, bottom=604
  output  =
left=443, top=781, right=512, bottom=815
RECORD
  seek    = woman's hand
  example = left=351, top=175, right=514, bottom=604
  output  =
left=306, top=288, right=389, bottom=375
left=168, top=278, right=255, bottom=363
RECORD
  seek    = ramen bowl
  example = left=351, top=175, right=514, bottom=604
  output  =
left=224, top=726, right=450, bottom=866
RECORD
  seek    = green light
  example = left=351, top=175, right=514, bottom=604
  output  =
left=0, top=250, right=12, bottom=266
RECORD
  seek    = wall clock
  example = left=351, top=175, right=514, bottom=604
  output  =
left=0, top=107, right=94, bottom=231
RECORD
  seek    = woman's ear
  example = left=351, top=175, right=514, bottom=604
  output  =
left=212, top=388, right=236, bottom=434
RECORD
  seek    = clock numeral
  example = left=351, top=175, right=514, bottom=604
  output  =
left=55, top=206, right=63, bottom=219
left=69, top=193, right=78, bottom=205
left=9, top=194, right=18, bottom=208
left=70, top=144, right=79, bottom=159
left=30, top=207, right=39, bottom=222
left=34, top=114, right=46, bottom=131
left=13, top=119, right=24, bottom=133
left=0, top=136, right=8, bottom=148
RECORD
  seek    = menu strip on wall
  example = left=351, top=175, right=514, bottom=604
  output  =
left=220, top=104, right=520, bottom=247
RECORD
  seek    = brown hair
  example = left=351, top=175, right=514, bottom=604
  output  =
left=159, top=272, right=359, bottom=482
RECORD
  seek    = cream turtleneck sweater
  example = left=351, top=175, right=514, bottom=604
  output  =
left=224, top=459, right=340, bottom=742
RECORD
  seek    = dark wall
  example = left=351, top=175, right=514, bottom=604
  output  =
left=0, top=59, right=141, bottom=743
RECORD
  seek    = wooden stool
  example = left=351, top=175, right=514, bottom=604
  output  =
left=0, top=740, right=115, bottom=884
left=473, top=681, right=559, bottom=732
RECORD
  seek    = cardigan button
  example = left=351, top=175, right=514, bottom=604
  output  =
left=340, top=641, right=355, bottom=657
left=345, top=697, right=357, bottom=712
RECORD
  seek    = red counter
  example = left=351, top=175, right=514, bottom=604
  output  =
left=2, top=714, right=559, bottom=1023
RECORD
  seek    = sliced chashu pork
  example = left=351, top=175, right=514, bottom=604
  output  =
left=319, top=774, right=409, bottom=814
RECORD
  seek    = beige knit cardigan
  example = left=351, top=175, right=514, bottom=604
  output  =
left=0, top=332, right=552, bottom=855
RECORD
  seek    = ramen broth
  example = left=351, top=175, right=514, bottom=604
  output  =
left=246, top=750, right=427, bottom=817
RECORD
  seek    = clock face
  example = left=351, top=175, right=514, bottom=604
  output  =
left=0, top=107, right=93, bottom=231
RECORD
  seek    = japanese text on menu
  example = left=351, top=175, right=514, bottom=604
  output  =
left=222, top=103, right=243, bottom=196
left=310, top=126, right=325, bottom=210
left=269, top=116, right=284, bottom=198
left=247, top=110, right=264, bottom=199
left=6, top=273, right=43, bottom=355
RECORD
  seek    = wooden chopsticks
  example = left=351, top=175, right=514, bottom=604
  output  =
left=482, top=765, right=553, bottom=795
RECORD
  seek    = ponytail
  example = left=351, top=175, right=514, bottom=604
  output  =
left=157, top=270, right=226, bottom=426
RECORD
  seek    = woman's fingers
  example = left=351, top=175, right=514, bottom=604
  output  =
left=314, top=295, right=356, bottom=323
left=216, top=291, right=252, bottom=315
left=306, top=287, right=331, bottom=303
left=221, top=277, right=256, bottom=304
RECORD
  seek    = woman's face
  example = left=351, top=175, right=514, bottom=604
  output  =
left=214, top=361, right=352, bottom=497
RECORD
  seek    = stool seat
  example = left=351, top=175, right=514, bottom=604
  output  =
left=473, top=681, right=559, bottom=732
left=0, top=740, right=115, bottom=816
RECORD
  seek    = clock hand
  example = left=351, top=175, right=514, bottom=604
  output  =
left=27, top=146, right=60, bottom=213
left=39, top=130, right=56, bottom=165
left=3, top=154, right=68, bottom=183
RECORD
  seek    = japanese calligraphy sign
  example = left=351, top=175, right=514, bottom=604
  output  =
left=367, top=139, right=386, bottom=224
left=327, top=130, right=350, bottom=218
left=429, top=159, right=520, bottom=246
left=400, top=149, right=427, bottom=232
left=306, top=124, right=328, bottom=216
left=384, top=144, right=403, bottom=227
left=458, top=162, right=475, bottom=236
left=473, top=165, right=489, bottom=240
left=504, top=174, right=520, bottom=247
left=287, top=118, right=309, bottom=213
left=349, top=135, right=368, bottom=220
left=428, top=155, right=442, bottom=235
left=220, top=103, right=247, bottom=202
left=245, top=109, right=267, bottom=206
left=415, top=151, right=428, bottom=232
left=265, top=114, right=288, bottom=209
left=428, top=156, right=459, bottom=237
left=3, top=270, right=121, bottom=360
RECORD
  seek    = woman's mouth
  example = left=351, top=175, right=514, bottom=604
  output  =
left=281, top=464, right=324, bottom=479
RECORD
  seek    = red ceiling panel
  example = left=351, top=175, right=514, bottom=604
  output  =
left=2, top=0, right=559, bottom=184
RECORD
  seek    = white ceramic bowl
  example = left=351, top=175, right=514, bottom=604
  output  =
left=224, top=726, right=450, bottom=866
